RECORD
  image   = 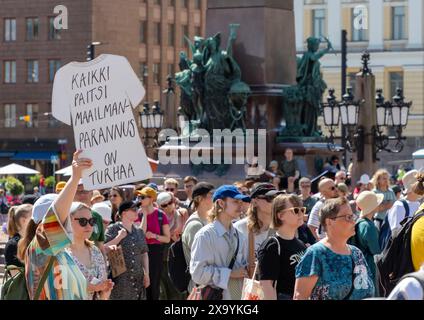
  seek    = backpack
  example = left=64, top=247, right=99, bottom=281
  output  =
left=379, top=199, right=410, bottom=251
left=167, top=217, right=203, bottom=293
left=0, top=200, right=9, bottom=215
left=377, top=211, right=424, bottom=297
left=1, top=256, right=55, bottom=300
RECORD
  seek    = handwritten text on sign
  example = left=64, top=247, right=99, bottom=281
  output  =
left=63, top=55, right=151, bottom=190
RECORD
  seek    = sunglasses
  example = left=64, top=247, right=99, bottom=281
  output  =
left=138, top=195, right=149, bottom=200
left=160, top=201, right=174, bottom=209
left=165, top=188, right=176, bottom=192
left=331, top=214, right=358, bottom=222
left=74, top=217, right=96, bottom=227
left=282, top=207, right=307, bottom=215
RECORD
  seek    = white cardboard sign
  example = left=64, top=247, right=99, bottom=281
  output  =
left=51, top=54, right=152, bottom=190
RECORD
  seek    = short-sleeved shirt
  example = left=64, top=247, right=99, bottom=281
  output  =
left=234, top=217, right=273, bottom=255
left=258, top=236, right=307, bottom=297
left=307, top=200, right=326, bottom=239
left=146, top=209, right=169, bottom=245
left=373, top=189, right=396, bottom=221
left=89, top=210, right=105, bottom=243
left=25, top=205, right=88, bottom=300
left=280, top=159, right=299, bottom=178
left=388, top=199, right=420, bottom=235
left=5, top=234, right=24, bottom=268
left=295, top=242, right=375, bottom=300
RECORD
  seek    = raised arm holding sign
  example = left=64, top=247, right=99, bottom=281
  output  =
left=52, top=54, right=152, bottom=190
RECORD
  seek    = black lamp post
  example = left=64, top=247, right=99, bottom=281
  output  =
left=139, top=101, right=164, bottom=150
left=322, top=53, right=412, bottom=161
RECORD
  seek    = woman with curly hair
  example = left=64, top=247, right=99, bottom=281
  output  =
left=371, top=169, right=396, bottom=230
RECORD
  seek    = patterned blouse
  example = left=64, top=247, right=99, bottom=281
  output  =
left=65, top=244, right=107, bottom=300
left=25, top=206, right=87, bottom=300
left=105, top=222, right=149, bottom=300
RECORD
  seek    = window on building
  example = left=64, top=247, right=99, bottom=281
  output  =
left=168, top=0, right=175, bottom=7
left=154, top=0, right=161, bottom=5
left=4, top=18, right=16, bottom=41
left=168, top=24, right=175, bottom=46
left=4, top=104, right=16, bottom=128
left=49, top=17, right=61, bottom=40
left=182, top=0, right=188, bottom=8
left=140, top=21, right=147, bottom=43
left=153, top=63, right=160, bottom=85
left=312, top=9, right=326, bottom=39
left=4, top=61, right=16, bottom=83
left=139, top=62, right=148, bottom=81
left=389, top=72, right=404, bottom=98
left=47, top=103, right=60, bottom=127
left=25, top=104, right=39, bottom=128
left=26, top=17, right=39, bottom=40
left=167, top=64, right=174, bottom=77
left=351, top=8, right=368, bottom=42
left=49, top=60, right=61, bottom=82
left=194, top=26, right=201, bottom=37
left=27, top=60, right=39, bottom=83
left=182, top=25, right=189, bottom=47
left=154, top=22, right=161, bottom=45
left=392, top=6, right=406, bottom=40
left=194, top=0, right=201, bottom=9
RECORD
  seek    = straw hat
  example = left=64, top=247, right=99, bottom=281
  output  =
left=356, top=191, right=384, bottom=216
left=91, top=190, right=105, bottom=203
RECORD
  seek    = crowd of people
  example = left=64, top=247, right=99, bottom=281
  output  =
left=1, top=149, right=424, bottom=301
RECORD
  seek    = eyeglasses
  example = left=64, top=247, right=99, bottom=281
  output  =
left=165, top=188, right=175, bottom=192
left=74, top=217, right=96, bottom=227
left=282, top=207, right=307, bottom=215
left=109, top=194, right=119, bottom=198
left=331, top=214, right=358, bottom=222
left=160, top=201, right=174, bottom=209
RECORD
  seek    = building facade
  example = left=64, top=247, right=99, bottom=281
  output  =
left=0, top=0, right=206, bottom=174
left=294, top=0, right=424, bottom=171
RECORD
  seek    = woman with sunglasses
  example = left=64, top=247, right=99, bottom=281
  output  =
left=109, top=187, right=125, bottom=223
left=257, top=194, right=307, bottom=300
left=294, top=197, right=375, bottom=300
left=104, top=201, right=150, bottom=300
left=66, top=202, right=113, bottom=300
left=138, top=187, right=171, bottom=300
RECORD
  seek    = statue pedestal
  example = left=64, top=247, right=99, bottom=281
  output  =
left=207, top=0, right=297, bottom=163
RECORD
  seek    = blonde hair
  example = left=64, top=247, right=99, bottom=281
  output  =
left=7, top=204, right=32, bottom=237
left=247, top=204, right=261, bottom=234
left=208, top=200, right=225, bottom=223
left=271, top=194, right=302, bottom=229
left=164, top=178, right=179, bottom=188
left=412, top=173, right=424, bottom=196
left=371, top=169, right=390, bottom=191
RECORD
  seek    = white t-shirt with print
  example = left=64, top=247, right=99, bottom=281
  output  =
left=234, top=217, right=272, bottom=254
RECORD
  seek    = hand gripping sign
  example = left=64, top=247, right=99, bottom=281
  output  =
left=52, top=54, right=152, bottom=190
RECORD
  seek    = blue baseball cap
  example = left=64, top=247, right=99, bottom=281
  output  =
left=212, top=185, right=251, bottom=203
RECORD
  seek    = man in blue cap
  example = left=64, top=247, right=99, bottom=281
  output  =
left=190, top=185, right=250, bottom=300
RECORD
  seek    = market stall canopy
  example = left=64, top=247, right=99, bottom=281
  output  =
left=0, top=163, right=40, bottom=175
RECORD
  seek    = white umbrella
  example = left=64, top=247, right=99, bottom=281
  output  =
left=0, top=163, right=40, bottom=175
left=55, top=165, right=72, bottom=176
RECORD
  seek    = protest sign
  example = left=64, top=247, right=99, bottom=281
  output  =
left=107, top=246, right=127, bottom=278
left=52, top=54, right=152, bottom=190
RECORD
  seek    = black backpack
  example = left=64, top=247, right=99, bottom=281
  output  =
left=0, top=200, right=9, bottom=215
left=167, top=217, right=202, bottom=293
left=377, top=211, right=424, bottom=297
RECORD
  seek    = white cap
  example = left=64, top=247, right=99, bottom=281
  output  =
left=403, top=170, right=418, bottom=194
left=156, top=192, right=173, bottom=206
left=92, top=202, right=112, bottom=222
left=32, top=194, right=59, bottom=224
left=359, top=174, right=370, bottom=185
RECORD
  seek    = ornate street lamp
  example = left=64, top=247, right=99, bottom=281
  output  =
left=139, top=101, right=164, bottom=148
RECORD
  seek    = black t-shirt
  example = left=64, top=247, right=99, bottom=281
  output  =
left=5, top=234, right=24, bottom=268
left=257, top=235, right=307, bottom=297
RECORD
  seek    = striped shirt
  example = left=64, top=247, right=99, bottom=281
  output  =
left=307, top=200, right=326, bottom=239
left=25, top=205, right=88, bottom=300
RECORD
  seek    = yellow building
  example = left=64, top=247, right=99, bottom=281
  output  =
left=295, top=0, right=424, bottom=169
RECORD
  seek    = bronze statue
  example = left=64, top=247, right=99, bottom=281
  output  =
left=281, top=36, right=333, bottom=138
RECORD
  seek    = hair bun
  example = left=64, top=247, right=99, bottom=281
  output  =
left=416, top=173, right=424, bottom=183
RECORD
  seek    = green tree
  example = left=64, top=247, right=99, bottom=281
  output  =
left=5, top=177, right=25, bottom=196
left=45, top=176, right=56, bottom=188
left=29, top=174, right=41, bottom=188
